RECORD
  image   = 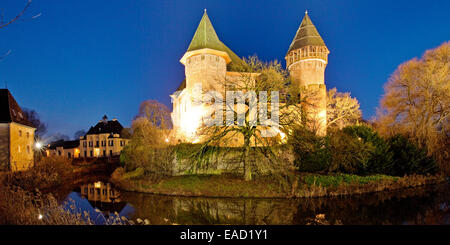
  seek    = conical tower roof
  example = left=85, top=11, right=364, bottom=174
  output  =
left=184, top=10, right=246, bottom=70
left=287, top=11, right=327, bottom=54
left=187, top=11, right=224, bottom=52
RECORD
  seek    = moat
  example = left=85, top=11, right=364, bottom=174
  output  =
left=61, top=177, right=450, bottom=225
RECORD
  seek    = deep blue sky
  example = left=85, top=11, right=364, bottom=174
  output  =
left=1, top=0, right=449, bottom=138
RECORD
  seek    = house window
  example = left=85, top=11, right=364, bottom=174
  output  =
left=89, top=141, right=93, bottom=147
left=27, top=146, right=30, bottom=153
left=90, top=151, right=93, bottom=157
left=58, top=150, right=61, bottom=156
left=83, top=142, right=87, bottom=147
left=26, top=132, right=29, bottom=138
left=110, top=150, right=113, bottom=156
left=19, top=130, right=22, bottom=137
left=68, top=152, right=71, bottom=158
left=84, top=151, right=87, bottom=157
left=95, top=141, right=99, bottom=147
left=103, top=150, right=106, bottom=157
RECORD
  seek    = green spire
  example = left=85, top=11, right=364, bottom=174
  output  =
left=287, top=11, right=326, bottom=54
left=185, top=10, right=247, bottom=71
left=187, top=10, right=225, bottom=52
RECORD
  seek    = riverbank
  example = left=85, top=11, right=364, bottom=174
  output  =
left=110, top=168, right=445, bottom=198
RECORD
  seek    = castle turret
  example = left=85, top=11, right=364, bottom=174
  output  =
left=180, top=10, right=230, bottom=93
left=286, top=11, right=329, bottom=135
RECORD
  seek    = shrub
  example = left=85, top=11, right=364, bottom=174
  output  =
left=387, top=135, right=437, bottom=176
left=3, top=157, right=73, bottom=191
left=328, top=130, right=375, bottom=174
left=343, top=125, right=393, bottom=174
left=289, top=128, right=331, bottom=173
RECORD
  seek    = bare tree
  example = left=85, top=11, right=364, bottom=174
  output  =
left=73, top=130, right=86, bottom=139
left=0, top=0, right=32, bottom=29
left=194, top=56, right=305, bottom=181
left=22, top=108, right=47, bottom=138
left=326, top=88, right=362, bottom=130
left=136, top=100, right=172, bottom=129
left=376, top=41, right=449, bottom=173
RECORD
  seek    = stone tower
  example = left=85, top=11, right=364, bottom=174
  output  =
left=180, top=10, right=231, bottom=94
left=285, top=11, right=329, bottom=135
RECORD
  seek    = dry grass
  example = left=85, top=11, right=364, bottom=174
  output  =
left=0, top=185, right=91, bottom=225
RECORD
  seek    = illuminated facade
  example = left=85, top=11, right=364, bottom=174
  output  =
left=171, top=11, right=329, bottom=142
left=0, top=89, right=36, bottom=171
left=79, top=116, right=130, bottom=158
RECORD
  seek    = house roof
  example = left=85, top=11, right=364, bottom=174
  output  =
left=186, top=11, right=247, bottom=71
left=48, top=140, right=80, bottom=150
left=85, top=118, right=129, bottom=138
left=287, top=12, right=327, bottom=54
left=0, top=89, right=35, bottom=128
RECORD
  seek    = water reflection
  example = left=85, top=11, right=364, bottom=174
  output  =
left=65, top=181, right=134, bottom=224
left=65, top=181, right=450, bottom=225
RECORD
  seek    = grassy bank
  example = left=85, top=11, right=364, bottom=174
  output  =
left=111, top=168, right=445, bottom=198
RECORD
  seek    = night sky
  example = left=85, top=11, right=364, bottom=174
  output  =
left=0, top=0, right=449, bottom=138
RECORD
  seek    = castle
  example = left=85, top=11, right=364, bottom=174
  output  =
left=171, top=10, right=329, bottom=143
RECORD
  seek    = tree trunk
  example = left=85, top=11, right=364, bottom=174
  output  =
left=243, top=137, right=252, bottom=181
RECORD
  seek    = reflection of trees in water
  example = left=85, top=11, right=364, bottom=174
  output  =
left=172, top=198, right=299, bottom=225
left=121, top=193, right=298, bottom=225
left=293, top=183, right=450, bottom=225
left=120, top=192, right=177, bottom=225
left=120, top=183, right=450, bottom=225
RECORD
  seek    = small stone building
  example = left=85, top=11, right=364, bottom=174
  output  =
left=0, top=89, right=36, bottom=171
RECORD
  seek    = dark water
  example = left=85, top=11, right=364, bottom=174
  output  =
left=63, top=180, right=450, bottom=225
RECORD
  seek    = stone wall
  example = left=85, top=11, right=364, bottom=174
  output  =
left=171, top=147, right=294, bottom=176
